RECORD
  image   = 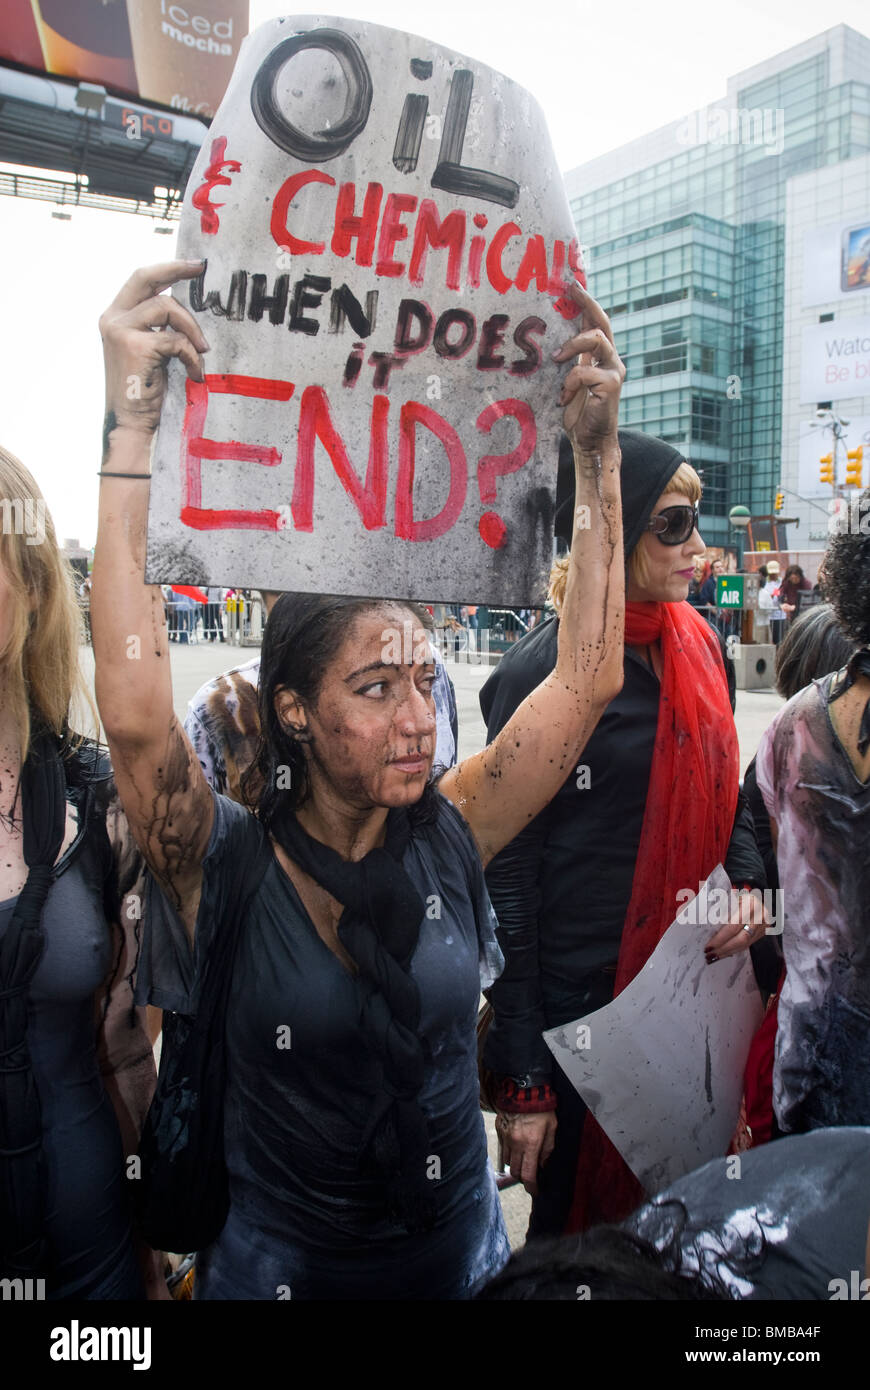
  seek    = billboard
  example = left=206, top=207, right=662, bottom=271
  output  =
left=802, top=216, right=870, bottom=309
left=144, top=15, right=584, bottom=603
left=799, top=316, right=870, bottom=405
left=1, top=1, right=249, bottom=120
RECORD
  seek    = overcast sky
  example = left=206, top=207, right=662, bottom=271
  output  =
left=1, top=1, right=868, bottom=545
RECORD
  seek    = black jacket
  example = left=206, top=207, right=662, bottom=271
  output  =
left=479, top=614, right=765, bottom=1085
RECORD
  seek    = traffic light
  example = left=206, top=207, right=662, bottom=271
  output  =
left=846, top=446, right=863, bottom=489
left=774, top=491, right=784, bottom=512
left=819, top=453, right=834, bottom=485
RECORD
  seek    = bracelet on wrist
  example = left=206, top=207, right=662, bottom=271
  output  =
left=495, top=1077, right=558, bottom=1113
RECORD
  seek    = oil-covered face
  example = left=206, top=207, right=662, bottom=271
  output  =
left=627, top=490, right=706, bottom=604
left=274, top=603, right=437, bottom=811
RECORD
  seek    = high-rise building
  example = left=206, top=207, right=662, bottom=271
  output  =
left=563, top=24, right=870, bottom=547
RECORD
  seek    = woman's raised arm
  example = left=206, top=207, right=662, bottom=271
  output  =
left=439, top=284, right=625, bottom=865
left=91, top=262, right=214, bottom=944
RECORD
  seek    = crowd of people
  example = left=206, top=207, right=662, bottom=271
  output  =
left=1, top=260, right=869, bottom=1304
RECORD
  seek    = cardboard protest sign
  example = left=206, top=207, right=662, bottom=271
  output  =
left=145, top=14, right=584, bottom=602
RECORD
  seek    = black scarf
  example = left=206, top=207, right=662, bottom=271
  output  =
left=272, top=807, right=437, bottom=1234
left=0, top=725, right=66, bottom=1277
left=830, top=647, right=870, bottom=756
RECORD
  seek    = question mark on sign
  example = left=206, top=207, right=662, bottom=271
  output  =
left=475, top=399, right=537, bottom=549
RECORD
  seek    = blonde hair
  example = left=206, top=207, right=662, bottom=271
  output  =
left=0, top=444, right=96, bottom=759
left=548, top=554, right=571, bottom=615
left=629, top=460, right=702, bottom=591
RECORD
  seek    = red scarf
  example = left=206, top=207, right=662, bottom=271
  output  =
left=565, top=600, right=739, bottom=1231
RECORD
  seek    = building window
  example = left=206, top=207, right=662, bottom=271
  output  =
left=695, top=461, right=728, bottom=515
left=644, top=346, right=687, bottom=376
left=691, top=395, right=723, bottom=445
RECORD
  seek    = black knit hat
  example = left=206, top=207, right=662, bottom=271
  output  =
left=555, top=429, right=687, bottom=558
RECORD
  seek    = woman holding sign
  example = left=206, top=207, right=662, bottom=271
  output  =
left=479, top=431, right=768, bottom=1239
left=91, top=261, right=625, bottom=1300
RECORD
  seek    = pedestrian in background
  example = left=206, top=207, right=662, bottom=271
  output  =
left=778, top=565, right=812, bottom=625
left=759, top=560, right=786, bottom=646
left=686, top=554, right=709, bottom=610
left=753, top=565, right=771, bottom=643
left=205, top=587, right=225, bottom=643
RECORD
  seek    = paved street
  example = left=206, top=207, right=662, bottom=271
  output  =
left=78, top=636, right=783, bottom=1248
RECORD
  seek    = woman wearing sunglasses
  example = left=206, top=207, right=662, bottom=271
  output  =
left=479, top=429, right=767, bottom=1239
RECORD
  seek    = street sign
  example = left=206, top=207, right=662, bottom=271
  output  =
left=716, top=575, right=744, bottom=608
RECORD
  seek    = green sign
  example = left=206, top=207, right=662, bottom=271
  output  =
left=716, top=575, right=744, bottom=608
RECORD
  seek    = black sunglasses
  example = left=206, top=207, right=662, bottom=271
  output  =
left=646, top=504, right=699, bottom=546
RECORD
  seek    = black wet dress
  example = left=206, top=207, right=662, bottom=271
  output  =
left=137, top=790, right=509, bottom=1300
left=0, top=869, right=140, bottom=1299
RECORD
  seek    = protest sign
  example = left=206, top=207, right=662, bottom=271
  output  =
left=145, top=14, right=584, bottom=601
left=544, top=865, right=764, bottom=1195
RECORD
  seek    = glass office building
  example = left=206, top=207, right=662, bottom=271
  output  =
left=563, top=25, right=870, bottom=546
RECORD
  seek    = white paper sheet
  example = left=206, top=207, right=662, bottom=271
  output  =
left=544, top=864, right=764, bottom=1195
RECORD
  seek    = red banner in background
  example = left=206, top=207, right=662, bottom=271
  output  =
left=1, top=0, right=249, bottom=120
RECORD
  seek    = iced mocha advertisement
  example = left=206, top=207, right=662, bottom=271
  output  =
left=5, top=2, right=249, bottom=117
left=144, top=14, right=584, bottom=603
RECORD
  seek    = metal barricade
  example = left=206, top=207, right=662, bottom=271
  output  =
left=225, top=591, right=267, bottom=646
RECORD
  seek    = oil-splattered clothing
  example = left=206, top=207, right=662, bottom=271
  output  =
left=137, top=790, right=508, bottom=1300
left=624, top=1126, right=870, bottom=1299
left=755, top=673, right=870, bottom=1133
left=184, top=653, right=458, bottom=806
left=0, top=748, right=159, bottom=1298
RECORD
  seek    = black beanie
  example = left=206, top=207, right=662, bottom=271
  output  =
left=554, top=429, right=686, bottom=559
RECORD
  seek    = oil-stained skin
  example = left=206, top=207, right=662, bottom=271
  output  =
left=103, top=582, right=214, bottom=934
left=101, top=410, right=118, bottom=464
left=112, top=710, right=213, bottom=928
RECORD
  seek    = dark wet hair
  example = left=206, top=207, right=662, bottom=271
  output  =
left=475, top=1206, right=743, bottom=1301
left=243, top=593, right=439, bottom=829
left=823, top=488, right=870, bottom=647
left=774, top=603, right=856, bottom=700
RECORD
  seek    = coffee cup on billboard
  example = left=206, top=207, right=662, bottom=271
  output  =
left=30, top=0, right=138, bottom=90
left=127, top=0, right=248, bottom=118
